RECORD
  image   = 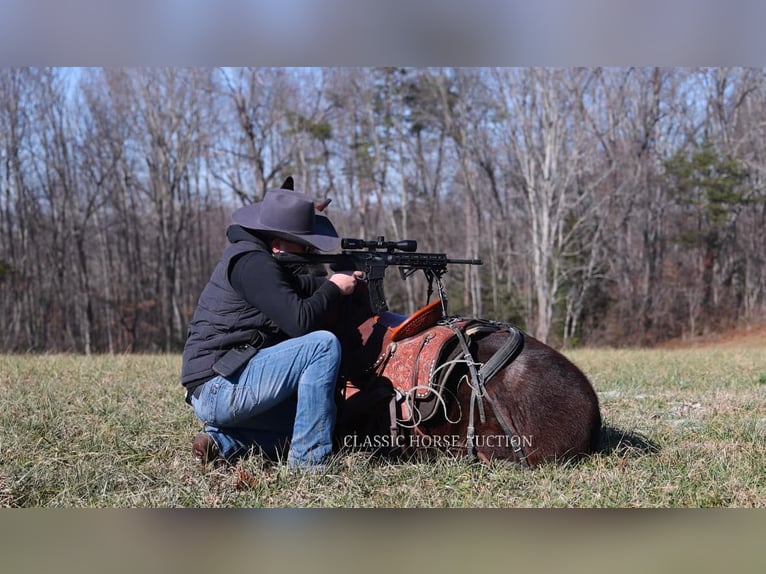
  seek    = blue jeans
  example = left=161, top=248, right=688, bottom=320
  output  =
left=191, top=330, right=340, bottom=468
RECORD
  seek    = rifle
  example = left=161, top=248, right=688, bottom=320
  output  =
left=275, top=236, right=482, bottom=315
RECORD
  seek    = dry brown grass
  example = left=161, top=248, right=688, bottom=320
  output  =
left=1, top=334, right=764, bottom=507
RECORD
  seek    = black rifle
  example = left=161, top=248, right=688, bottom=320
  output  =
left=275, top=236, right=482, bottom=314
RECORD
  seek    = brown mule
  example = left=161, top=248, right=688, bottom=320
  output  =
left=331, top=289, right=601, bottom=468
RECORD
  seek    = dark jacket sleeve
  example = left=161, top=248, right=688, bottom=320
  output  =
left=294, top=273, right=328, bottom=294
left=229, top=250, right=341, bottom=337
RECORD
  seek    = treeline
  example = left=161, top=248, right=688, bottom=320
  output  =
left=1, top=67, right=765, bottom=353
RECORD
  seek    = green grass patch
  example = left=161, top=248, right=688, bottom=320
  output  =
left=1, top=346, right=764, bottom=507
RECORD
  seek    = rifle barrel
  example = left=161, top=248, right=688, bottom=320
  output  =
left=446, top=258, right=483, bottom=265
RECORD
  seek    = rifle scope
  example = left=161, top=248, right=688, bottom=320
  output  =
left=341, top=236, right=417, bottom=252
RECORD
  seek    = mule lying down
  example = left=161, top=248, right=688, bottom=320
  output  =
left=331, top=298, right=602, bottom=468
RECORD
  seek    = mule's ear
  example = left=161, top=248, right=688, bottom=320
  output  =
left=280, top=176, right=294, bottom=190
left=315, top=198, right=331, bottom=212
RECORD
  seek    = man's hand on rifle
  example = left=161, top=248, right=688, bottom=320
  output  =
left=329, top=270, right=365, bottom=295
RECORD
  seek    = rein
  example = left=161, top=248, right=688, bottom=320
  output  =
left=442, top=318, right=529, bottom=468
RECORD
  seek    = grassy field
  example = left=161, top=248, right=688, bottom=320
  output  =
left=1, top=331, right=764, bottom=508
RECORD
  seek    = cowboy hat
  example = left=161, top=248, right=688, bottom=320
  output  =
left=231, top=188, right=340, bottom=252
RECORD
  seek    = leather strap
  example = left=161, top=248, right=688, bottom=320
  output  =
left=478, top=328, right=524, bottom=386
left=444, top=319, right=529, bottom=468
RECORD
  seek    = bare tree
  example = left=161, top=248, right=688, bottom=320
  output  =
left=491, top=69, right=603, bottom=342
left=2, top=67, right=766, bottom=353
left=212, top=67, right=304, bottom=203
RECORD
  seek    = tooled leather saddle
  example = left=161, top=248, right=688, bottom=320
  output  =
left=334, top=288, right=527, bottom=460
left=336, top=299, right=505, bottom=438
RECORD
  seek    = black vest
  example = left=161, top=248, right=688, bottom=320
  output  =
left=181, top=237, right=274, bottom=388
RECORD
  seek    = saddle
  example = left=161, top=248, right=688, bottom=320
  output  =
left=340, top=299, right=468, bottom=425
left=337, top=297, right=525, bottom=454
